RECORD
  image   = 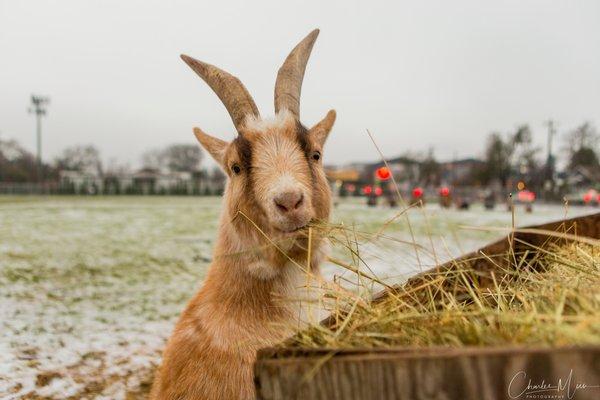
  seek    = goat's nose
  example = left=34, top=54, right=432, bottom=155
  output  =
left=274, top=191, right=304, bottom=213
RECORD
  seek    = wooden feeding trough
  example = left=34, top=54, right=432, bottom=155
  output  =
left=255, top=212, right=600, bottom=400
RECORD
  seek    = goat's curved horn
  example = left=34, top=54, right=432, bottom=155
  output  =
left=181, top=54, right=259, bottom=132
left=274, top=29, right=320, bottom=119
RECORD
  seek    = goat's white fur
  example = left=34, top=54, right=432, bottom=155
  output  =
left=243, top=109, right=294, bottom=132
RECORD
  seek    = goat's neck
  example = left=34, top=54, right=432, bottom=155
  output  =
left=202, top=208, right=325, bottom=325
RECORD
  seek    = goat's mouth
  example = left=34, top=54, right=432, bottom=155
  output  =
left=273, top=218, right=315, bottom=236
left=276, top=224, right=308, bottom=235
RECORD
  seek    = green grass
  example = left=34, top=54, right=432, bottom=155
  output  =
left=0, top=197, right=223, bottom=317
left=0, top=196, right=223, bottom=398
left=0, top=195, right=595, bottom=398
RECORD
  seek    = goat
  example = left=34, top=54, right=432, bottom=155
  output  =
left=150, top=29, right=336, bottom=400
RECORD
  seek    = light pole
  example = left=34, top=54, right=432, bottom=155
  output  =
left=543, top=119, right=557, bottom=196
left=29, top=95, right=50, bottom=182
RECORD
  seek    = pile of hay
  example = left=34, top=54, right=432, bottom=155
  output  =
left=291, top=241, right=600, bottom=349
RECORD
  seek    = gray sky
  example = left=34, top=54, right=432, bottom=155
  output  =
left=1, top=0, right=599, bottom=169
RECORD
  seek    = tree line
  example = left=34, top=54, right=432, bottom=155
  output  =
left=1, top=121, right=598, bottom=195
left=478, top=122, right=599, bottom=195
left=0, top=141, right=225, bottom=184
left=367, top=121, right=598, bottom=194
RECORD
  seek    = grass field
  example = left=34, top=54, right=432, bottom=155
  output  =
left=0, top=196, right=595, bottom=399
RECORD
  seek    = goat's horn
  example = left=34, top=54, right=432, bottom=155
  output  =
left=181, top=54, right=260, bottom=132
left=274, top=29, right=320, bottom=119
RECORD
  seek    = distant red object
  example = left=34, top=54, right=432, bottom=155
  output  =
left=412, top=187, right=424, bottom=198
left=374, top=187, right=383, bottom=196
left=439, top=187, right=450, bottom=197
left=363, top=185, right=373, bottom=195
left=345, top=184, right=356, bottom=193
left=517, top=190, right=535, bottom=203
left=583, top=190, right=594, bottom=204
left=375, top=167, right=391, bottom=181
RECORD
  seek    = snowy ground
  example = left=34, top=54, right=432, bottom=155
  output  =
left=0, top=196, right=596, bottom=399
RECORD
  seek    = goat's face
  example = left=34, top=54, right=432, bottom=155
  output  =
left=194, top=109, right=335, bottom=238
left=182, top=29, right=335, bottom=240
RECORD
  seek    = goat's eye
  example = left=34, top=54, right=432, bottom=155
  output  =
left=311, top=151, right=321, bottom=161
left=231, top=164, right=241, bottom=174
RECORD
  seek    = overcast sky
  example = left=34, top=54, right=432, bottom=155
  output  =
left=1, top=0, right=599, bottom=169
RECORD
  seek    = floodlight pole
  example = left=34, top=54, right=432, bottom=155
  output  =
left=29, top=95, right=50, bottom=181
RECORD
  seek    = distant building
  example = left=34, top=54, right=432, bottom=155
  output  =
left=325, top=167, right=361, bottom=183
left=560, top=166, right=600, bottom=192
left=59, top=170, right=103, bottom=194
left=56, top=167, right=225, bottom=195
left=324, top=156, right=486, bottom=199
left=360, top=156, right=420, bottom=188
left=439, top=158, right=485, bottom=186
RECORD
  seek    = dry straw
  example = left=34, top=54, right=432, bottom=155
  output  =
left=290, top=239, right=599, bottom=349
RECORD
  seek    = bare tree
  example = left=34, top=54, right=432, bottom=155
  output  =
left=511, top=124, right=540, bottom=178
left=480, top=132, right=513, bottom=187
left=480, top=125, right=541, bottom=188
left=418, top=147, right=440, bottom=186
left=164, top=144, right=203, bottom=172
left=104, top=157, right=131, bottom=176
left=564, top=122, right=600, bottom=172
left=55, top=145, right=103, bottom=175
left=0, top=138, right=40, bottom=182
left=141, top=144, right=202, bottom=173
left=141, top=148, right=167, bottom=171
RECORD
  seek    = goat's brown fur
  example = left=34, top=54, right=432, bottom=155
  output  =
left=150, top=110, right=336, bottom=399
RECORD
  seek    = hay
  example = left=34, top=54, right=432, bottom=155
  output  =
left=290, top=238, right=600, bottom=349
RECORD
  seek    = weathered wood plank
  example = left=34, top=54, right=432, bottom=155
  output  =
left=256, top=346, right=600, bottom=400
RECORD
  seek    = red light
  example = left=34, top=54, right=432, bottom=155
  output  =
left=363, top=185, right=373, bottom=195
left=583, top=192, right=593, bottom=204
left=346, top=184, right=356, bottom=193
left=375, top=167, right=391, bottom=181
left=439, top=187, right=450, bottom=197
left=412, top=187, right=423, bottom=198
left=517, top=190, right=535, bottom=203
left=374, top=187, right=383, bottom=196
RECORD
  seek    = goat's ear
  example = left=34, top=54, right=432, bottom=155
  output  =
left=309, top=110, right=336, bottom=147
left=193, top=127, right=229, bottom=167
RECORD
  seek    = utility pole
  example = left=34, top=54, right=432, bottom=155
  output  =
left=29, top=95, right=50, bottom=182
left=543, top=119, right=557, bottom=196
left=544, top=119, right=557, bottom=162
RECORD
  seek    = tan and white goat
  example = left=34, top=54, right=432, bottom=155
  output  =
left=150, top=29, right=336, bottom=400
